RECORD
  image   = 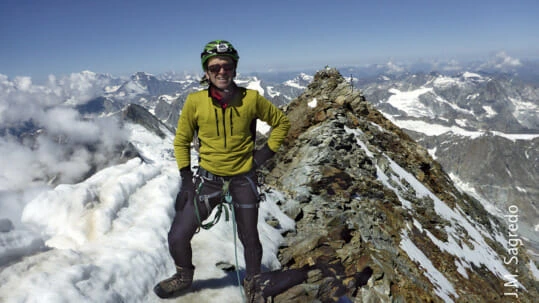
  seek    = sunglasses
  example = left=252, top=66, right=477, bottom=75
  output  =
left=207, top=63, right=235, bottom=73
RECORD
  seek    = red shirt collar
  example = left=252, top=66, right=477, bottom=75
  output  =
left=210, top=85, right=235, bottom=109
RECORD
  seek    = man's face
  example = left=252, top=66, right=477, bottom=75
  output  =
left=205, top=56, right=235, bottom=90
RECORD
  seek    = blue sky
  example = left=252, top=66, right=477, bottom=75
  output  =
left=1, top=0, right=538, bottom=81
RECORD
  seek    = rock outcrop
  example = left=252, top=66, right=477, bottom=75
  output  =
left=260, top=68, right=539, bottom=302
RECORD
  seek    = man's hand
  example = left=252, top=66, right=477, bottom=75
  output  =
left=175, top=168, right=195, bottom=212
left=253, top=144, right=275, bottom=168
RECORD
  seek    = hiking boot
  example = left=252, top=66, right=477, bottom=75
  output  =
left=243, top=275, right=265, bottom=303
left=153, top=266, right=194, bottom=299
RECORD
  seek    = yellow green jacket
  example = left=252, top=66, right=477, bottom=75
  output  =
left=173, top=86, right=290, bottom=176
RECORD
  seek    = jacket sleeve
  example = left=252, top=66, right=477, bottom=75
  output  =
left=173, top=94, right=197, bottom=170
left=256, top=93, right=290, bottom=152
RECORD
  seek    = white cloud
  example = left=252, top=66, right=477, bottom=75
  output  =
left=0, top=137, right=41, bottom=190
left=479, top=51, right=522, bottom=70
left=495, top=51, right=521, bottom=67
left=442, top=59, right=463, bottom=71
left=386, top=60, right=404, bottom=73
left=40, top=107, right=101, bottom=142
left=14, top=76, right=33, bottom=91
left=0, top=73, right=128, bottom=192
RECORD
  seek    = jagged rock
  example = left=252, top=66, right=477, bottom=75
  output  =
left=122, top=103, right=174, bottom=139
left=262, top=68, right=539, bottom=302
left=76, top=96, right=122, bottom=115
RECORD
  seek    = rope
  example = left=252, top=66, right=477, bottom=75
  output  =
left=228, top=191, right=246, bottom=303
left=221, top=184, right=246, bottom=302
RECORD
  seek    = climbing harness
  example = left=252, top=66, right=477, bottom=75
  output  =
left=192, top=168, right=259, bottom=232
left=193, top=179, right=233, bottom=231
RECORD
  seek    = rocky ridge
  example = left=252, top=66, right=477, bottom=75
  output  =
left=260, top=68, right=539, bottom=302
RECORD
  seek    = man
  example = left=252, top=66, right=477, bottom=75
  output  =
left=154, top=40, right=290, bottom=302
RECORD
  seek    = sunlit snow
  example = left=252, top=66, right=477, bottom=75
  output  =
left=387, top=87, right=434, bottom=118
left=284, top=73, right=312, bottom=90
left=266, top=86, right=281, bottom=98
left=256, top=120, right=271, bottom=135
left=462, top=72, right=482, bottom=79
left=236, top=77, right=264, bottom=96
left=380, top=113, right=539, bottom=142
left=400, top=229, right=457, bottom=302
left=308, top=98, right=317, bottom=108
left=482, top=105, right=497, bottom=118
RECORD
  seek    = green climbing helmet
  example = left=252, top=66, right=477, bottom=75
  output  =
left=200, top=40, right=239, bottom=70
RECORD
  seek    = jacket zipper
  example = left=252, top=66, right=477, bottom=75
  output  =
left=214, top=105, right=235, bottom=149
left=230, top=109, right=234, bottom=136
left=214, top=109, right=220, bottom=136
left=221, top=108, right=227, bottom=148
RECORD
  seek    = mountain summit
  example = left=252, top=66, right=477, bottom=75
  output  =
left=260, top=68, right=539, bottom=302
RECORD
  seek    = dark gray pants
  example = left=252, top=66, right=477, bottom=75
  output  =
left=167, top=171, right=262, bottom=278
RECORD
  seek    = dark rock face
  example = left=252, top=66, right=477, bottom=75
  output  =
left=122, top=104, right=174, bottom=139
left=261, top=68, right=539, bottom=302
left=76, top=96, right=121, bottom=115
left=153, top=94, right=186, bottom=130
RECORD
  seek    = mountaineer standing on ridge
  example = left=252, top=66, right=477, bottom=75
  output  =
left=154, top=40, right=290, bottom=302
